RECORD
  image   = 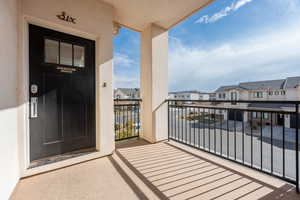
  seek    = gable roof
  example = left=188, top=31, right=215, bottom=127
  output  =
left=215, top=85, right=241, bottom=93
left=239, top=79, right=285, bottom=90
left=285, top=76, right=300, bottom=89
left=215, top=76, right=300, bottom=93
left=169, top=90, right=203, bottom=94
left=115, top=88, right=140, bottom=96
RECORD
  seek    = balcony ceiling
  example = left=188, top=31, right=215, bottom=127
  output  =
left=100, top=0, right=215, bottom=31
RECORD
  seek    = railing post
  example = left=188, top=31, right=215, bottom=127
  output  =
left=296, top=103, right=299, bottom=193
left=138, top=100, right=140, bottom=139
left=167, top=100, right=170, bottom=141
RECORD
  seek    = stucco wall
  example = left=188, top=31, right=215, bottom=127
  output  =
left=140, top=24, right=168, bottom=142
left=0, top=0, right=20, bottom=199
left=286, top=88, right=300, bottom=100
left=18, top=0, right=115, bottom=176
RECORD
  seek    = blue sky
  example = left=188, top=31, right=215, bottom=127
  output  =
left=113, top=0, right=300, bottom=92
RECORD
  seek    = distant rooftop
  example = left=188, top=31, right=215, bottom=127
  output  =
left=169, top=90, right=212, bottom=94
left=215, top=76, right=300, bottom=92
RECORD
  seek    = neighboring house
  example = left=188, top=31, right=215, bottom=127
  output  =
left=214, top=76, right=300, bottom=128
left=209, top=93, right=217, bottom=100
left=114, top=88, right=140, bottom=99
left=169, top=90, right=211, bottom=101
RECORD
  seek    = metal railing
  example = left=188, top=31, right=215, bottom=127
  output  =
left=114, top=99, right=141, bottom=141
left=167, top=100, right=299, bottom=192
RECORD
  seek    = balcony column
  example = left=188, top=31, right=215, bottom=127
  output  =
left=140, top=24, right=168, bottom=143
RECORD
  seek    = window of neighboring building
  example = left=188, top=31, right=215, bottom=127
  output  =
left=264, top=113, right=268, bottom=119
left=253, top=92, right=263, bottom=98
left=230, top=92, right=237, bottom=101
left=223, top=93, right=226, bottom=99
left=269, top=91, right=273, bottom=95
left=253, top=112, right=257, bottom=118
left=275, top=91, right=279, bottom=95
left=281, top=91, right=286, bottom=95
left=218, top=93, right=222, bottom=98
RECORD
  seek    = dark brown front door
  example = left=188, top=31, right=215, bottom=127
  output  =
left=29, top=24, right=96, bottom=161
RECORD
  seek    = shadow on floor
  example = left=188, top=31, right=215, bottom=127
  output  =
left=114, top=139, right=299, bottom=200
left=116, top=138, right=151, bottom=149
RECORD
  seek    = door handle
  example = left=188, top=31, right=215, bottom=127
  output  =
left=31, top=97, right=38, bottom=118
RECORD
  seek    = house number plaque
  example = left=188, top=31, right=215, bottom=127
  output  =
left=57, top=12, right=76, bottom=24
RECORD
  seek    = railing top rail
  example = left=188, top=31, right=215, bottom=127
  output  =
left=169, top=104, right=296, bottom=114
left=167, top=99, right=300, bottom=104
left=114, top=99, right=142, bottom=102
left=114, top=104, right=140, bottom=106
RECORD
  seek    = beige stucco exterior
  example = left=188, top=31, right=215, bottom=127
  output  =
left=140, top=24, right=169, bottom=143
left=1, top=0, right=117, bottom=198
left=3, top=0, right=279, bottom=199
left=18, top=0, right=115, bottom=173
left=0, top=0, right=20, bottom=199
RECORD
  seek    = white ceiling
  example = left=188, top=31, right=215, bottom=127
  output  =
left=101, top=0, right=215, bottom=31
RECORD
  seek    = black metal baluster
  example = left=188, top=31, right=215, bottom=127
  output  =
left=251, top=111, right=253, bottom=167
left=168, top=101, right=170, bottom=141
left=209, top=109, right=211, bottom=152
left=184, top=107, right=189, bottom=144
left=295, top=104, right=299, bottom=193
left=193, top=107, right=196, bottom=146
left=177, top=104, right=179, bottom=140
left=203, top=108, right=206, bottom=150
left=132, top=105, right=135, bottom=137
left=189, top=107, right=191, bottom=145
left=242, top=111, right=245, bottom=164
left=227, top=109, right=229, bottom=158
left=260, top=111, right=263, bottom=170
left=181, top=106, right=184, bottom=142
left=137, top=101, right=140, bottom=137
left=198, top=107, right=201, bottom=149
left=126, top=105, right=129, bottom=138
left=271, top=112, right=273, bottom=174
left=221, top=109, right=223, bottom=156
left=118, top=104, right=121, bottom=140
left=214, top=108, right=216, bottom=153
left=234, top=109, right=237, bottom=160
left=283, top=113, right=285, bottom=178
left=122, top=105, right=125, bottom=140
left=114, top=106, right=116, bottom=140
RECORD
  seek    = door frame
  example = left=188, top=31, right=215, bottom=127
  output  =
left=19, top=16, right=109, bottom=177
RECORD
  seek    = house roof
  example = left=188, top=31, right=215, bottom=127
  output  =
left=239, top=79, right=285, bottom=90
left=115, top=88, right=140, bottom=96
left=215, top=85, right=241, bottom=93
left=285, top=76, right=300, bottom=89
left=215, top=76, right=300, bottom=92
left=169, top=90, right=212, bottom=95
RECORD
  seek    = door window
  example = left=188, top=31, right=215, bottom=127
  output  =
left=45, top=39, right=59, bottom=64
left=60, top=42, right=73, bottom=66
left=74, top=45, right=85, bottom=67
left=44, top=39, right=85, bottom=67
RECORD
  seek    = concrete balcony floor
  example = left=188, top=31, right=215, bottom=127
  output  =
left=11, top=139, right=299, bottom=200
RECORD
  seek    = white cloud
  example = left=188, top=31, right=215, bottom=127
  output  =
left=195, top=0, right=253, bottom=24
left=169, top=23, right=300, bottom=92
left=113, top=53, right=140, bottom=88
left=113, top=75, right=140, bottom=89
left=114, top=53, right=136, bottom=68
